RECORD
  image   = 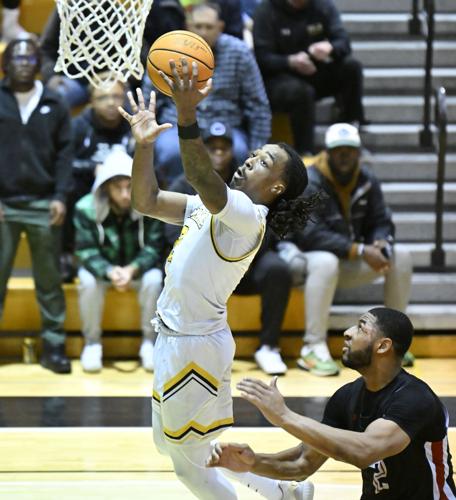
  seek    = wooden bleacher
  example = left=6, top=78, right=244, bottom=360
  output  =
left=3, top=235, right=456, bottom=360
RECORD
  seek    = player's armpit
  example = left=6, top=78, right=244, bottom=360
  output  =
left=357, top=418, right=411, bottom=469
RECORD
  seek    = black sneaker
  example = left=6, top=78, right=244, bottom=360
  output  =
left=40, top=342, right=72, bottom=374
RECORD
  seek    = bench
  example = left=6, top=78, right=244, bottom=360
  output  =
left=2, top=276, right=456, bottom=360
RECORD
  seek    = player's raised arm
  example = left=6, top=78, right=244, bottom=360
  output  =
left=237, top=377, right=411, bottom=470
left=118, top=89, right=188, bottom=224
left=159, top=59, right=228, bottom=214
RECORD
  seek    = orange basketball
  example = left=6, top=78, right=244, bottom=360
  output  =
left=147, top=30, right=214, bottom=97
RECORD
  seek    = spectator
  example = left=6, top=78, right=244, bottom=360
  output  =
left=278, top=123, right=413, bottom=376
left=150, top=2, right=271, bottom=184
left=0, top=38, right=73, bottom=374
left=74, top=150, right=164, bottom=373
left=1, top=0, right=29, bottom=43
left=179, top=0, right=244, bottom=39
left=165, top=121, right=292, bottom=375
left=61, top=78, right=134, bottom=281
left=253, top=0, right=366, bottom=155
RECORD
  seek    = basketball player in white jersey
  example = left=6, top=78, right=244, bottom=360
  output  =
left=118, top=59, right=317, bottom=499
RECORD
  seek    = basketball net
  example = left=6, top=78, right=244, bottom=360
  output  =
left=54, top=0, right=154, bottom=89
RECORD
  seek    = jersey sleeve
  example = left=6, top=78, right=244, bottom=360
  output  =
left=382, top=382, right=436, bottom=440
left=213, top=186, right=265, bottom=236
left=322, top=384, right=352, bottom=430
left=184, top=194, right=203, bottom=219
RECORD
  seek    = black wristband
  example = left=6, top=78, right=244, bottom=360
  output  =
left=178, top=122, right=200, bottom=140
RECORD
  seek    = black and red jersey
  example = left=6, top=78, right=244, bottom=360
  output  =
left=322, top=369, right=456, bottom=499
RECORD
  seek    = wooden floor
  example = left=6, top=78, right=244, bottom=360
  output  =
left=0, top=359, right=455, bottom=499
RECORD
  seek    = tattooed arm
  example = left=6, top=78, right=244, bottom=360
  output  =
left=162, top=59, right=228, bottom=214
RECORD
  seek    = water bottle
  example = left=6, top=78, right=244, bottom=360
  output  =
left=22, top=337, right=37, bottom=364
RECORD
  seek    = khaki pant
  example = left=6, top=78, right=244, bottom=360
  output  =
left=286, top=246, right=413, bottom=345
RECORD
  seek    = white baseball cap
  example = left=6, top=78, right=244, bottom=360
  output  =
left=325, top=123, right=361, bottom=149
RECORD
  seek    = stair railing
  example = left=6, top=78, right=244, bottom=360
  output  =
left=431, top=86, right=448, bottom=269
left=409, top=0, right=436, bottom=147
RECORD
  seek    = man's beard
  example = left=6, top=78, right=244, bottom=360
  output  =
left=328, top=159, right=357, bottom=186
left=342, top=344, right=373, bottom=369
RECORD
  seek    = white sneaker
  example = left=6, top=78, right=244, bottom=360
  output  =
left=81, top=343, right=102, bottom=373
left=254, top=345, right=287, bottom=375
left=279, top=480, right=314, bottom=500
left=139, top=339, right=154, bottom=372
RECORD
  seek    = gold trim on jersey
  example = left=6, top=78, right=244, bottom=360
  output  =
left=152, top=390, right=161, bottom=403
left=210, top=216, right=265, bottom=262
left=163, top=417, right=234, bottom=442
left=162, top=362, right=219, bottom=401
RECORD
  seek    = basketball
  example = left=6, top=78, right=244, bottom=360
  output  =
left=147, top=30, right=215, bottom=97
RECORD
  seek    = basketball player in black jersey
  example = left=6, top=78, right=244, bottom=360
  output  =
left=207, top=307, right=456, bottom=499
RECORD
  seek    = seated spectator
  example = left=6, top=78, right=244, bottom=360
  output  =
left=150, top=2, right=271, bottom=184
left=179, top=0, right=244, bottom=39
left=61, top=78, right=133, bottom=281
left=0, top=38, right=72, bottom=374
left=278, top=123, right=413, bottom=376
left=1, top=0, right=29, bottom=43
left=253, top=0, right=366, bottom=155
left=74, top=150, right=164, bottom=373
left=165, top=121, right=292, bottom=375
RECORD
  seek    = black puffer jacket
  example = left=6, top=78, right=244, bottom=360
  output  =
left=253, top=0, right=351, bottom=76
left=291, top=164, right=395, bottom=258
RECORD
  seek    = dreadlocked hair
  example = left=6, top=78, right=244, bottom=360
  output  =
left=267, top=142, right=324, bottom=239
left=268, top=191, right=325, bottom=239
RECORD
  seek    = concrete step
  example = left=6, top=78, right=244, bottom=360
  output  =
left=364, top=68, right=456, bottom=93
left=335, top=0, right=456, bottom=13
left=382, top=182, right=456, bottom=206
left=315, top=124, right=456, bottom=151
left=316, top=96, right=456, bottom=124
left=393, top=212, right=456, bottom=241
left=330, top=304, right=456, bottom=330
left=342, top=13, right=456, bottom=37
left=353, top=41, right=456, bottom=68
left=401, top=242, right=456, bottom=267
left=367, top=153, right=456, bottom=181
left=334, top=273, right=456, bottom=304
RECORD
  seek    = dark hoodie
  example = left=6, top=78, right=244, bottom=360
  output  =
left=253, top=0, right=351, bottom=76
left=71, top=108, right=134, bottom=173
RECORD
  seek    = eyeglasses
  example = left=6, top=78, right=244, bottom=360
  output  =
left=11, top=54, right=38, bottom=65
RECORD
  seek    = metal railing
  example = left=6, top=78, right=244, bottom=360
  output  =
left=431, top=87, right=448, bottom=269
left=409, top=0, right=436, bottom=148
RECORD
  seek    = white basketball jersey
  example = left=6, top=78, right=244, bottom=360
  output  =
left=157, top=187, right=268, bottom=335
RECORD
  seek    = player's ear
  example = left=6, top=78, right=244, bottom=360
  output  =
left=271, top=182, right=285, bottom=196
left=218, top=20, right=225, bottom=32
left=377, top=337, right=393, bottom=355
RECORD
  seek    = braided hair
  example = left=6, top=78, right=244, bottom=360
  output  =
left=267, top=142, right=324, bottom=239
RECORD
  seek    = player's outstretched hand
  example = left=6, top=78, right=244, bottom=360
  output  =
left=206, top=442, right=256, bottom=472
left=159, top=58, right=212, bottom=113
left=237, top=376, right=289, bottom=427
left=118, top=89, right=172, bottom=145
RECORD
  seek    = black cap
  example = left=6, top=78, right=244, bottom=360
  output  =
left=201, top=121, right=233, bottom=144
